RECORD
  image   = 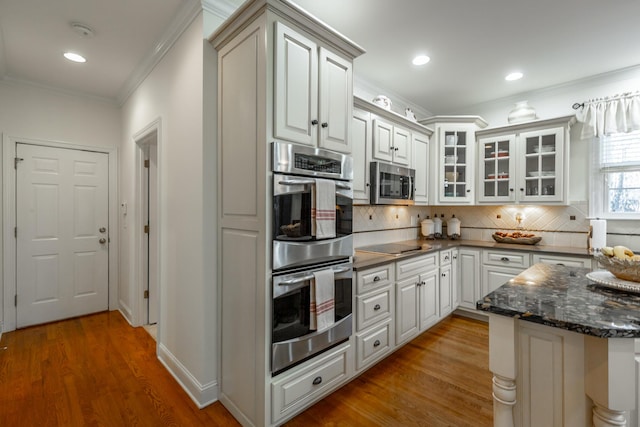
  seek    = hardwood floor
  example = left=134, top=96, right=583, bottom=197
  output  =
left=0, top=311, right=492, bottom=426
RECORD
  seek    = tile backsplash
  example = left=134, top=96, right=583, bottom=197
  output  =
left=353, top=202, right=640, bottom=250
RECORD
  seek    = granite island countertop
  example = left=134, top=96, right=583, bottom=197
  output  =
left=477, top=263, right=640, bottom=338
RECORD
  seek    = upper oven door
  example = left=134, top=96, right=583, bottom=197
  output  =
left=273, top=174, right=353, bottom=242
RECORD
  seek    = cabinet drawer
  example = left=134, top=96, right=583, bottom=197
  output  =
left=483, top=250, right=530, bottom=268
left=271, top=343, right=350, bottom=423
left=396, top=253, right=439, bottom=280
left=356, top=319, right=393, bottom=371
left=357, top=264, right=395, bottom=294
left=440, top=249, right=453, bottom=265
left=356, top=286, right=392, bottom=332
left=532, top=254, right=593, bottom=268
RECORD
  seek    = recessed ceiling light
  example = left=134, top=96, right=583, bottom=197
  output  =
left=63, top=52, right=87, bottom=63
left=505, top=72, right=523, bottom=81
left=412, top=55, right=431, bottom=66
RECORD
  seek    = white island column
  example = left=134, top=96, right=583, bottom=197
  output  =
left=585, top=336, right=636, bottom=427
left=488, top=314, right=518, bottom=427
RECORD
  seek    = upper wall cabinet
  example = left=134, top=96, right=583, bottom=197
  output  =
left=275, top=22, right=354, bottom=153
left=419, top=116, right=488, bottom=205
left=352, top=97, right=433, bottom=205
left=476, top=115, right=576, bottom=205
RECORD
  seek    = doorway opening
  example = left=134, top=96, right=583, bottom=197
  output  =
left=134, top=120, right=160, bottom=329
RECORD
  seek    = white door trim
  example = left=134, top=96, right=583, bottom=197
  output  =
left=2, top=135, right=118, bottom=332
left=132, top=118, right=162, bottom=329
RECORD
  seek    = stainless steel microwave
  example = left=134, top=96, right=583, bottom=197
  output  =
left=370, top=161, right=415, bottom=205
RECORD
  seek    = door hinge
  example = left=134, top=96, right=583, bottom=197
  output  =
left=144, top=224, right=149, bottom=234
left=14, top=157, right=24, bottom=169
left=144, top=159, right=150, bottom=168
left=144, top=290, right=149, bottom=299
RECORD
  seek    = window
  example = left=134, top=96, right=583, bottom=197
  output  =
left=591, top=131, right=640, bottom=218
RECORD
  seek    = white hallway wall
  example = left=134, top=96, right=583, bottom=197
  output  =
left=119, top=9, right=225, bottom=407
left=0, top=79, right=121, bottom=331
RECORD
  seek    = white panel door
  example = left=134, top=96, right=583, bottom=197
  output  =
left=16, top=143, right=109, bottom=327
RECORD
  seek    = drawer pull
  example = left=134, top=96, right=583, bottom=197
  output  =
left=500, top=257, right=510, bottom=262
left=373, top=304, right=381, bottom=311
left=557, top=263, right=565, bottom=266
left=312, top=376, right=322, bottom=386
left=373, top=276, right=381, bottom=282
left=444, top=255, right=450, bottom=261
left=373, top=340, right=381, bottom=347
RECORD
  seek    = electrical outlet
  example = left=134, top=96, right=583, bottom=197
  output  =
left=496, top=214, right=501, bottom=219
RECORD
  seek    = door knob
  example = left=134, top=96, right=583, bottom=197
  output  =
left=99, top=227, right=106, bottom=233
left=99, top=238, right=106, bottom=244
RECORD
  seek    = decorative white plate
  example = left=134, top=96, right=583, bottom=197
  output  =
left=586, top=270, right=640, bottom=294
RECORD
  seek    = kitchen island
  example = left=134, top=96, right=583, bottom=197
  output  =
left=478, top=263, right=640, bottom=427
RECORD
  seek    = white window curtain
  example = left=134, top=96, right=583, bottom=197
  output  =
left=577, top=91, right=640, bottom=139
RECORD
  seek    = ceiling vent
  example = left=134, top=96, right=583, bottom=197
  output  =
left=70, top=22, right=95, bottom=38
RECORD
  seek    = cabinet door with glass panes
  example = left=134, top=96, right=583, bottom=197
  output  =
left=518, top=127, right=565, bottom=203
left=440, top=128, right=474, bottom=203
left=478, top=135, right=516, bottom=203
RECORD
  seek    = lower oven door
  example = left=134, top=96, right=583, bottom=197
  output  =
left=272, top=261, right=353, bottom=375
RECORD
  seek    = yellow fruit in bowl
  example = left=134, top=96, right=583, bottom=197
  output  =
left=600, top=246, right=614, bottom=257
left=613, top=245, right=635, bottom=260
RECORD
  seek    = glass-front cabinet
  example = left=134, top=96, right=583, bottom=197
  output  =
left=476, top=116, right=575, bottom=205
left=419, top=116, right=488, bottom=205
left=478, top=135, right=516, bottom=203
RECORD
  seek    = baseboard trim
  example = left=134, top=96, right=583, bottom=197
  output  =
left=157, top=343, right=219, bottom=408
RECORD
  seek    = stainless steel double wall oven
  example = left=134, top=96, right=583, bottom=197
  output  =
left=271, top=142, right=353, bottom=375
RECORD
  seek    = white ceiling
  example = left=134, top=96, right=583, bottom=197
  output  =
left=1, top=0, right=640, bottom=112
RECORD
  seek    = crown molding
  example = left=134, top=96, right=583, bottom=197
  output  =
left=201, top=0, right=239, bottom=19
left=1, top=75, right=117, bottom=105
left=116, top=0, right=204, bottom=106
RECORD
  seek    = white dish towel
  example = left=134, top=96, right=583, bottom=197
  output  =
left=312, top=178, right=336, bottom=239
left=310, top=269, right=335, bottom=332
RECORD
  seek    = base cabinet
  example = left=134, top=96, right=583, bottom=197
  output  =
left=355, top=318, right=393, bottom=371
left=271, top=342, right=352, bottom=424
left=458, top=248, right=481, bottom=310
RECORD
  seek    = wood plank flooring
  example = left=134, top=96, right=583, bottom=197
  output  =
left=0, top=311, right=492, bottom=426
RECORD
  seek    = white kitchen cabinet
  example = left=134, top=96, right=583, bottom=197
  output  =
left=355, top=264, right=395, bottom=372
left=352, top=107, right=372, bottom=203
left=372, top=118, right=411, bottom=166
left=419, top=116, right=488, bottom=205
left=412, top=132, right=430, bottom=204
left=352, top=97, right=432, bottom=204
left=439, top=262, right=453, bottom=317
left=274, top=22, right=353, bottom=153
left=395, top=253, right=440, bottom=345
left=476, top=115, right=576, bottom=205
left=458, top=248, right=481, bottom=311
left=481, top=249, right=531, bottom=297
left=532, top=253, right=594, bottom=269
left=212, top=2, right=364, bottom=425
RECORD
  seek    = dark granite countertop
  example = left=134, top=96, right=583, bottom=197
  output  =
left=477, top=263, right=640, bottom=338
left=353, top=239, right=593, bottom=271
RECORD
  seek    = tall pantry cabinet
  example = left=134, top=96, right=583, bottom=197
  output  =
left=209, top=1, right=364, bottom=426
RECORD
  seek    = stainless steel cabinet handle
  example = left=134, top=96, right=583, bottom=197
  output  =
left=278, top=179, right=350, bottom=189
left=99, top=238, right=106, bottom=244
left=373, top=340, right=381, bottom=347
left=373, top=304, right=381, bottom=311
left=312, top=376, right=322, bottom=385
